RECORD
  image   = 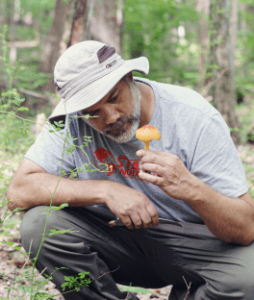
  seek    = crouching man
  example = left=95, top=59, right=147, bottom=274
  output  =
left=8, top=41, right=254, bottom=300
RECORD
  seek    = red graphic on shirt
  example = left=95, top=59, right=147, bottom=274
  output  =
left=94, top=147, right=159, bottom=183
left=115, top=156, right=141, bottom=179
left=94, top=148, right=117, bottom=176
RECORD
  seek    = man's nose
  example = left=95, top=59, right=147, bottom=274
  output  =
left=104, top=105, right=121, bottom=125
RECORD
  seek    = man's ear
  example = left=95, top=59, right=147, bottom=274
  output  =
left=127, top=72, right=133, bottom=81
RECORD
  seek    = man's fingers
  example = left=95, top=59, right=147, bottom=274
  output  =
left=121, top=216, right=134, bottom=230
left=139, top=212, right=152, bottom=229
left=130, top=213, right=144, bottom=229
left=119, top=206, right=158, bottom=230
left=146, top=204, right=159, bottom=227
left=109, top=210, right=157, bottom=230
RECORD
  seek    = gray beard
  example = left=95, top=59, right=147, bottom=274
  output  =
left=86, top=80, right=142, bottom=143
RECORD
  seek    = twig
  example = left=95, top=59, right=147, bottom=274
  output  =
left=6, top=40, right=40, bottom=48
left=20, top=239, right=33, bottom=272
left=7, top=284, right=11, bottom=299
left=38, top=267, right=48, bottom=278
left=18, top=88, right=52, bottom=101
left=183, top=276, right=192, bottom=300
left=95, top=266, right=120, bottom=281
left=85, top=266, right=132, bottom=300
left=125, top=282, right=132, bottom=300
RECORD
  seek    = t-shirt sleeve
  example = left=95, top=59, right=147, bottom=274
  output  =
left=24, top=123, right=75, bottom=177
left=190, top=113, right=248, bottom=198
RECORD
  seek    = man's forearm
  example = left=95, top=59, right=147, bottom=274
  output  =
left=187, top=180, right=254, bottom=245
left=7, top=173, right=108, bottom=211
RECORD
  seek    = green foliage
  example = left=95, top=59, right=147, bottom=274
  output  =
left=236, top=0, right=254, bottom=99
left=0, top=30, right=51, bottom=116
left=242, top=160, right=254, bottom=200
left=236, top=99, right=254, bottom=144
left=0, top=26, right=108, bottom=296
left=19, top=0, right=56, bottom=34
left=123, top=0, right=199, bottom=86
left=0, top=88, right=34, bottom=151
left=51, top=202, right=69, bottom=211
left=0, top=0, right=57, bottom=113
left=119, top=285, right=153, bottom=294
left=16, top=63, right=52, bottom=91
left=0, top=29, right=57, bottom=300
left=48, top=228, right=78, bottom=236
left=0, top=29, right=35, bottom=236
left=61, top=272, right=92, bottom=292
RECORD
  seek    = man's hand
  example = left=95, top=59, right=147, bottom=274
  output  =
left=103, top=181, right=159, bottom=230
left=136, top=149, right=254, bottom=245
left=136, top=149, right=200, bottom=201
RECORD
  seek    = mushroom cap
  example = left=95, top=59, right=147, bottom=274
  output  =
left=136, top=125, right=161, bottom=142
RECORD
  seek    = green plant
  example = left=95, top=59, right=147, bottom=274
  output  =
left=0, top=25, right=114, bottom=298
left=61, top=272, right=92, bottom=292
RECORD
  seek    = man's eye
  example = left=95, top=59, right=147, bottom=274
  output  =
left=109, top=96, right=118, bottom=103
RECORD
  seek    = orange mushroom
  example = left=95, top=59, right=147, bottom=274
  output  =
left=136, top=125, right=161, bottom=150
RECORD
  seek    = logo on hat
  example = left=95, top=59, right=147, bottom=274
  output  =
left=106, top=60, right=117, bottom=68
left=97, top=45, right=116, bottom=63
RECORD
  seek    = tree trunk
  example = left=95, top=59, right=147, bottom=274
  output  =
left=208, top=0, right=240, bottom=145
left=9, top=0, right=16, bottom=67
left=59, top=0, right=76, bottom=55
left=67, top=0, right=88, bottom=48
left=89, top=0, right=123, bottom=55
left=38, top=0, right=71, bottom=94
left=196, top=0, right=210, bottom=93
left=230, top=0, right=238, bottom=95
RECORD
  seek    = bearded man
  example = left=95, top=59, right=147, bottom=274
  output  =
left=8, top=41, right=254, bottom=300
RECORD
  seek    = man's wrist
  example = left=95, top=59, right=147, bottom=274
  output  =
left=66, top=179, right=110, bottom=207
left=186, top=174, right=206, bottom=203
left=97, top=180, right=111, bottom=206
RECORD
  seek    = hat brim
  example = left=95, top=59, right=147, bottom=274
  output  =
left=49, top=56, right=149, bottom=124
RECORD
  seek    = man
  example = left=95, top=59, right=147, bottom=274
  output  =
left=8, top=41, right=254, bottom=300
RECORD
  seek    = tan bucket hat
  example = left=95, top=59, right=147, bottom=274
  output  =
left=49, top=40, right=149, bottom=124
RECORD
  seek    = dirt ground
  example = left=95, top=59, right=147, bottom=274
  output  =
left=0, top=236, right=172, bottom=300
left=0, top=143, right=253, bottom=300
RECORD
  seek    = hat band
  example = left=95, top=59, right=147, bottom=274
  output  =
left=60, top=54, right=124, bottom=101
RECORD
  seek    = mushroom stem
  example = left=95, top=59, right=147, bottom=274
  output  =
left=144, top=141, right=150, bottom=150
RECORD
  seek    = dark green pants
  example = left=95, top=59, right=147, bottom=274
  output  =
left=19, top=206, right=254, bottom=300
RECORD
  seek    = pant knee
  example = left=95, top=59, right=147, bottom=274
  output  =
left=19, top=206, right=87, bottom=258
left=223, top=273, right=253, bottom=297
left=201, top=268, right=254, bottom=299
left=19, top=206, right=50, bottom=256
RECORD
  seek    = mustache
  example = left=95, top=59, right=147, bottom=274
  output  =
left=104, top=115, right=137, bottom=134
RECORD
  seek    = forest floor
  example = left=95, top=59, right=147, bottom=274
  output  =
left=0, top=141, right=254, bottom=300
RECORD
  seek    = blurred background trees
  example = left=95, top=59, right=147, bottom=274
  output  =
left=1, top=0, right=254, bottom=145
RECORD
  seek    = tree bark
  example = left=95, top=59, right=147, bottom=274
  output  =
left=89, top=0, right=123, bottom=55
left=230, top=0, right=238, bottom=95
left=208, top=0, right=240, bottom=145
left=230, top=0, right=238, bottom=65
left=8, top=0, right=17, bottom=67
left=196, top=0, right=210, bottom=93
left=59, top=0, right=76, bottom=55
left=67, top=0, right=88, bottom=48
left=38, top=0, right=71, bottom=94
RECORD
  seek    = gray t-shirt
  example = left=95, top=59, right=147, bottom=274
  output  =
left=25, top=77, right=248, bottom=224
